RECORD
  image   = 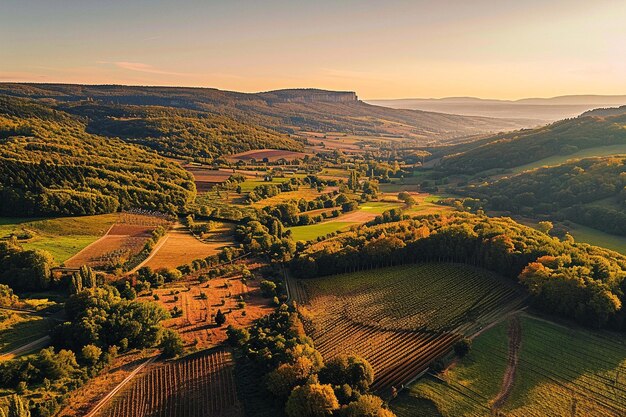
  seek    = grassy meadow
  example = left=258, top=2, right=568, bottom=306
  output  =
left=393, top=313, right=626, bottom=417
left=288, top=221, right=357, bottom=242
left=0, top=214, right=120, bottom=263
left=510, top=144, right=626, bottom=174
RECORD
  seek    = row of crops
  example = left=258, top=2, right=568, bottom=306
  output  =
left=99, top=349, right=241, bottom=417
left=292, top=263, right=527, bottom=396
left=402, top=314, right=626, bottom=416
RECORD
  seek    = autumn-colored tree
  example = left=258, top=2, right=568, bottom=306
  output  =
left=285, top=377, right=339, bottom=417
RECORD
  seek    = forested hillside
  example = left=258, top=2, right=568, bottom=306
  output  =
left=437, top=112, right=626, bottom=174
left=0, top=96, right=195, bottom=216
left=0, top=83, right=535, bottom=143
left=59, top=102, right=302, bottom=160
left=472, top=156, right=626, bottom=235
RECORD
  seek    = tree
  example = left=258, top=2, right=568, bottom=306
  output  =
left=537, top=221, right=554, bottom=235
left=343, top=395, right=397, bottom=417
left=319, top=355, right=374, bottom=393
left=260, top=280, right=277, bottom=298
left=81, top=344, right=102, bottom=366
left=7, top=395, right=30, bottom=417
left=160, top=329, right=184, bottom=358
left=347, top=170, right=358, bottom=191
left=454, top=338, right=472, bottom=358
left=215, top=309, right=226, bottom=326
left=226, top=326, right=250, bottom=347
left=266, top=356, right=314, bottom=398
left=285, top=378, right=339, bottom=417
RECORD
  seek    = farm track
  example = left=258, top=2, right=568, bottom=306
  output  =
left=491, top=316, right=522, bottom=410
left=0, top=336, right=51, bottom=360
left=97, top=349, right=242, bottom=417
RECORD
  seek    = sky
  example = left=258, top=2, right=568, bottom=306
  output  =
left=1, top=0, right=625, bottom=99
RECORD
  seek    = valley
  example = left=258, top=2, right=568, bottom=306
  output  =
left=0, top=85, right=625, bottom=417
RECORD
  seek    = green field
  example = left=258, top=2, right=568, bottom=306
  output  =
left=287, top=221, right=356, bottom=242
left=393, top=313, right=626, bottom=417
left=0, top=214, right=119, bottom=263
left=0, top=310, right=52, bottom=355
left=567, top=223, right=626, bottom=255
left=358, top=201, right=402, bottom=214
left=510, top=144, right=626, bottom=174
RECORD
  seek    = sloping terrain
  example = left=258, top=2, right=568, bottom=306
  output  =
left=0, top=96, right=195, bottom=216
left=472, top=156, right=626, bottom=236
left=0, top=83, right=534, bottom=145
left=435, top=111, right=626, bottom=175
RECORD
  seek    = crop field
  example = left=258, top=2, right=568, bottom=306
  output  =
left=64, top=224, right=156, bottom=269
left=146, top=267, right=273, bottom=348
left=98, top=349, right=242, bottom=417
left=0, top=214, right=121, bottom=263
left=287, top=221, right=357, bottom=242
left=250, top=187, right=330, bottom=208
left=290, top=263, right=526, bottom=396
left=142, top=228, right=229, bottom=271
left=396, top=313, right=626, bottom=417
left=185, top=167, right=234, bottom=192
left=225, top=148, right=307, bottom=162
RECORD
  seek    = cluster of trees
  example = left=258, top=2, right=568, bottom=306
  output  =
left=261, top=192, right=355, bottom=227
left=0, top=96, right=196, bottom=216
left=52, top=285, right=176, bottom=353
left=227, top=304, right=395, bottom=417
left=0, top=239, right=55, bottom=291
left=246, top=176, right=338, bottom=204
left=474, top=156, right=626, bottom=235
left=0, top=283, right=180, bottom=416
left=235, top=220, right=297, bottom=262
left=0, top=345, right=114, bottom=416
left=438, top=112, right=626, bottom=175
left=292, top=213, right=626, bottom=329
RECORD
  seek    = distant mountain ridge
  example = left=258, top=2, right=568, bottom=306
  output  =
left=366, top=95, right=626, bottom=121
left=0, top=83, right=539, bottom=144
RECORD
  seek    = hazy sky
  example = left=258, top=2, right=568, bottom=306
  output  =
left=1, top=0, right=625, bottom=99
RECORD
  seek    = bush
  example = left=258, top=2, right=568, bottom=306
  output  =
left=160, top=329, right=184, bottom=358
left=454, top=338, right=472, bottom=358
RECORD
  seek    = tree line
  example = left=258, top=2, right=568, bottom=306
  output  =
left=292, top=213, right=626, bottom=329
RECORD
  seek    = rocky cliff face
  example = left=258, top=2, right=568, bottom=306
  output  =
left=259, top=89, right=358, bottom=104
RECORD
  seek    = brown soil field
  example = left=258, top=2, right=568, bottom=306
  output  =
left=328, top=210, right=379, bottom=224
left=185, top=167, right=234, bottom=192
left=64, top=224, right=156, bottom=269
left=58, top=350, right=158, bottom=417
left=225, top=149, right=307, bottom=162
left=142, top=227, right=230, bottom=271
left=146, top=265, right=274, bottom=348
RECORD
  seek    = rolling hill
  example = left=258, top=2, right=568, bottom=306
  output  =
left=0, top=83, right=537, bottom=145
left=435, top=110, right=626, bottom=175
left=471, top=156, right=626, bottom=236
left=367, top=95, right=626, bottom=121
left=0, top=96, right=195, bottom=216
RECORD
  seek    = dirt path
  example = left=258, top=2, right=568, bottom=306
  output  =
left=84, top=355, right=157, bottom=417
left=491, top=315, right=522, bottom=411
left=0, top=336, right=51, bottom=361
left=127, top=234, right=170, bottom=274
